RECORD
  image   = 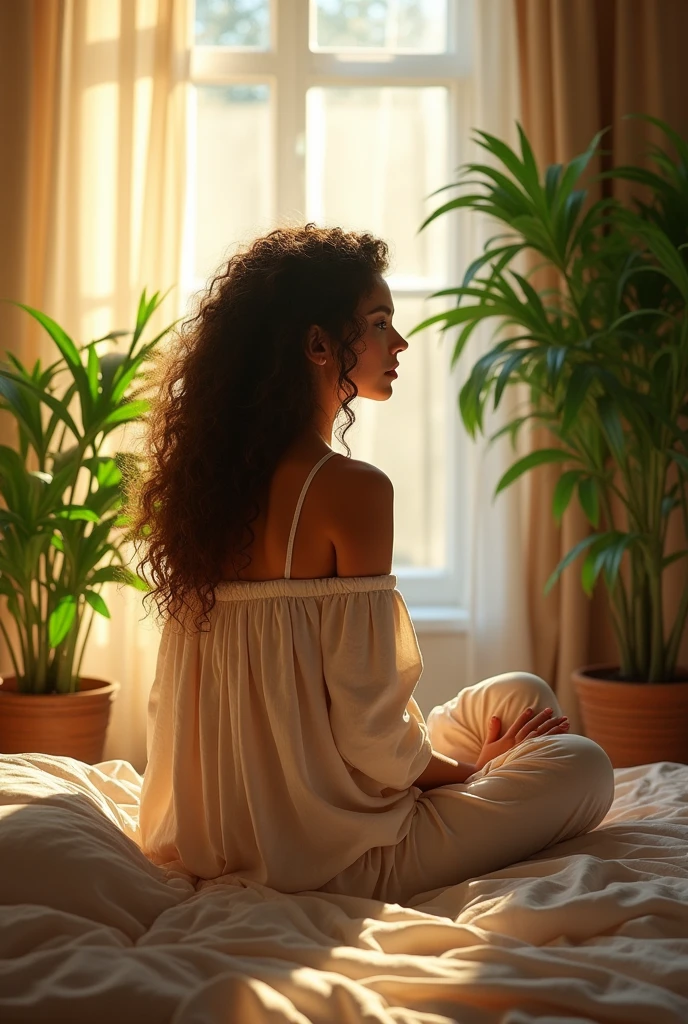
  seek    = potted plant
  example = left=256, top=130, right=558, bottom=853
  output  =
left=413, top=116, right=688, bottom=768
left=0, top=290, right=174, bottom=763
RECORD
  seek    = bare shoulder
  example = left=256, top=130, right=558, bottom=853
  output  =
left=320, top=454, right=394, bottom=577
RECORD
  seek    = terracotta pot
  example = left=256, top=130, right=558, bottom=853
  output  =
left=572, top=664, right=688, bottom=769
left=0, top=675, right=119, bottom=765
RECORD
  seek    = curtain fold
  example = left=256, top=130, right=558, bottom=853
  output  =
left=0, top=0, right=189, bottom=772
left=514, top=0, right=688, bottom=724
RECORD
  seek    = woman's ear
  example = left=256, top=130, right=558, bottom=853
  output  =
left=304, top=325, right=328, bottom=366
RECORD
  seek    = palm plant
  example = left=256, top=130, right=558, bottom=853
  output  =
left=0, top=291, right=174, bottom=694
left=413, top=116, right=688, bottom=682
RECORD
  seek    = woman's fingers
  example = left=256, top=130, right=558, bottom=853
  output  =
left=504, top=707, right=545, bottom=738
left=508, top=706, right=552, bottom=740
left=514, top=708, right=571, bottom=742
left=520, top=715, right=569, bottom=741
left=503, top=706, right=570, bottom=745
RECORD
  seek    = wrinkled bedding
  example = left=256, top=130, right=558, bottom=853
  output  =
left=0, top=752, right=687, bottom=1023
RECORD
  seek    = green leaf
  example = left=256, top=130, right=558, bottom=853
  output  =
left=493, top=349, right=533, bottom=407
left=419, top=194, right=492, bottom=232
left=661, top=494, right=681, bottom=518
left=50, top=444, right=80, bottom=475
left=557, top=127, right=608, bottom=211
left=581, top=549, right=601, bottom=596
left=84, top=589, right=110, bottom=618
left=562, top=364, right=597, bottom=433
left=0, top=368, right=45, bottom=456
left=544, top=163, right=563, bottom=204
left=99, top=352, right=129, bottom=396
left=578, top=477, right=600, bottom=527
left=626, top=114, right=688, bottom=170
left=473, top=129, right=527, bottom=185
left=552, top=469, right=582, bottom=523
left=662, top=550, right=687, bottom=569
left=122, top=568, right=149, bottom=591
left=12, top=304, right=94, bottom=428
left=49, top=595, right=77, bottom=647
left=460, top=244, right=523, bottom=292
left=517, top=122, right=542, bottom=201
left=0, top=445, right=32, bottom=517
left=89, top=564, right=149, bottom=591
left=88, top=565, right=126, bottom=585
left=544, top=533, right=599, bottom=595
left=87, top=343, right=100, bottom=400
left=495, top=448, right=575, bottom=497
left=546, top=346, right=568, bottom=389
left=83, top=456, right=122, bottom=488
left=0, top=368, right=81, bottom=439
left=53, top=507, right=100, bottom=522
left=597, top=395, right=626, bottom=463
left=12, top=304, right=82, bottom=367
left=101, top=399, right=149, bottom=429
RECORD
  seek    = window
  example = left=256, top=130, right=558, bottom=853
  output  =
left=186, top=0, right=474, bottom=616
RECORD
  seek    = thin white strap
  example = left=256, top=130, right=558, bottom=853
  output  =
left=284, top=450, right=337, bottom=579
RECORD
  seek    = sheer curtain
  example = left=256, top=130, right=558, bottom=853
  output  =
left=0, top=0, right=189, bottom=772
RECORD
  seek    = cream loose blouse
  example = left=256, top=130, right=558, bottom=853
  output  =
left=138, top=574, right=433, bottom=892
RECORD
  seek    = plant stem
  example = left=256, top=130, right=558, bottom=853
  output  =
left=631, top=547, right=650, bottom=676
left=647, top=556, right=665, bottom=680
left=596, top=485, right=636, bottom=673
left=20, top=588, right=38, bottom=690
left=74, top=604, right=96, bottom=684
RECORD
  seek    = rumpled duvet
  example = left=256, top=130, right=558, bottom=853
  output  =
left=0, top=752, right=686, bottom=1023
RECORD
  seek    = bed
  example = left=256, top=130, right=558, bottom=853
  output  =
left=0, top=751, right=686, bottom=1023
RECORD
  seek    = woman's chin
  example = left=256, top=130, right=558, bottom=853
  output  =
left=361, top=380, right=396, bottom=401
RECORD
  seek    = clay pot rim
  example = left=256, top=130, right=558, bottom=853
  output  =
left=0, top=675, right=120, bottom=698
left=573, top=663, right=688, bottom=686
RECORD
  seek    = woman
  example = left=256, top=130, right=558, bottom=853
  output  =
left=135, top=224, right=614, bottom=904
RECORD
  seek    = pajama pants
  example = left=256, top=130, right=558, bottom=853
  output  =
left=319, top=671, right=615, bottom=905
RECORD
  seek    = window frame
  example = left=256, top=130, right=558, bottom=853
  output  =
left=186, top=0, right=474, bottom=620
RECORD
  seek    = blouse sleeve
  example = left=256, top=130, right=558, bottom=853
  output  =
left=320, top=586, right=433, bottom=790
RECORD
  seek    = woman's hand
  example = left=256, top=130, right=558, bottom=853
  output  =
left=475, top=707, right=570, bottom=770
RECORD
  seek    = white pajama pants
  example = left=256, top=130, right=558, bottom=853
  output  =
left=319, top=672, right=615, bottom=905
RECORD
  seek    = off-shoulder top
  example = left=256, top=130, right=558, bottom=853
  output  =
left=138, top=451, right=433, bottom=892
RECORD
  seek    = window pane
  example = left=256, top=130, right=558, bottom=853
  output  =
left=312, top=0, right=447, bottom=52
left=194, top=0, right=270, bottom=48
left=193, top=85, right=272, bottom=281
left=332, top=296, right=449, bottom=571
left=306, top=87, right=448, bottom=283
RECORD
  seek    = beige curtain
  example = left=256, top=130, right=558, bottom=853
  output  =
left=0, top=0, right=189, bottom=772
left=514, top=0, right=688, bottom=725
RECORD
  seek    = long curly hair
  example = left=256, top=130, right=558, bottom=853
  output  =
left=129, top=224, right=390, bottom=630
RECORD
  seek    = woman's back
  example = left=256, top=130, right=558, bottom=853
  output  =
left=219, top=440, right=395, bottom=582
left=137, top=445, right=432, bottom=891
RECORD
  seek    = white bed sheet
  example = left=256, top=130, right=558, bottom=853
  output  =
left=0, top=752, right=686, bottom=1023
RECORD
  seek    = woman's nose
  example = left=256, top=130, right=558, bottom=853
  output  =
left=393, top=330, right=408, bottom=352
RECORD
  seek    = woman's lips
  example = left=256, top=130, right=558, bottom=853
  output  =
left=384, top=368, right=398, bottom=378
